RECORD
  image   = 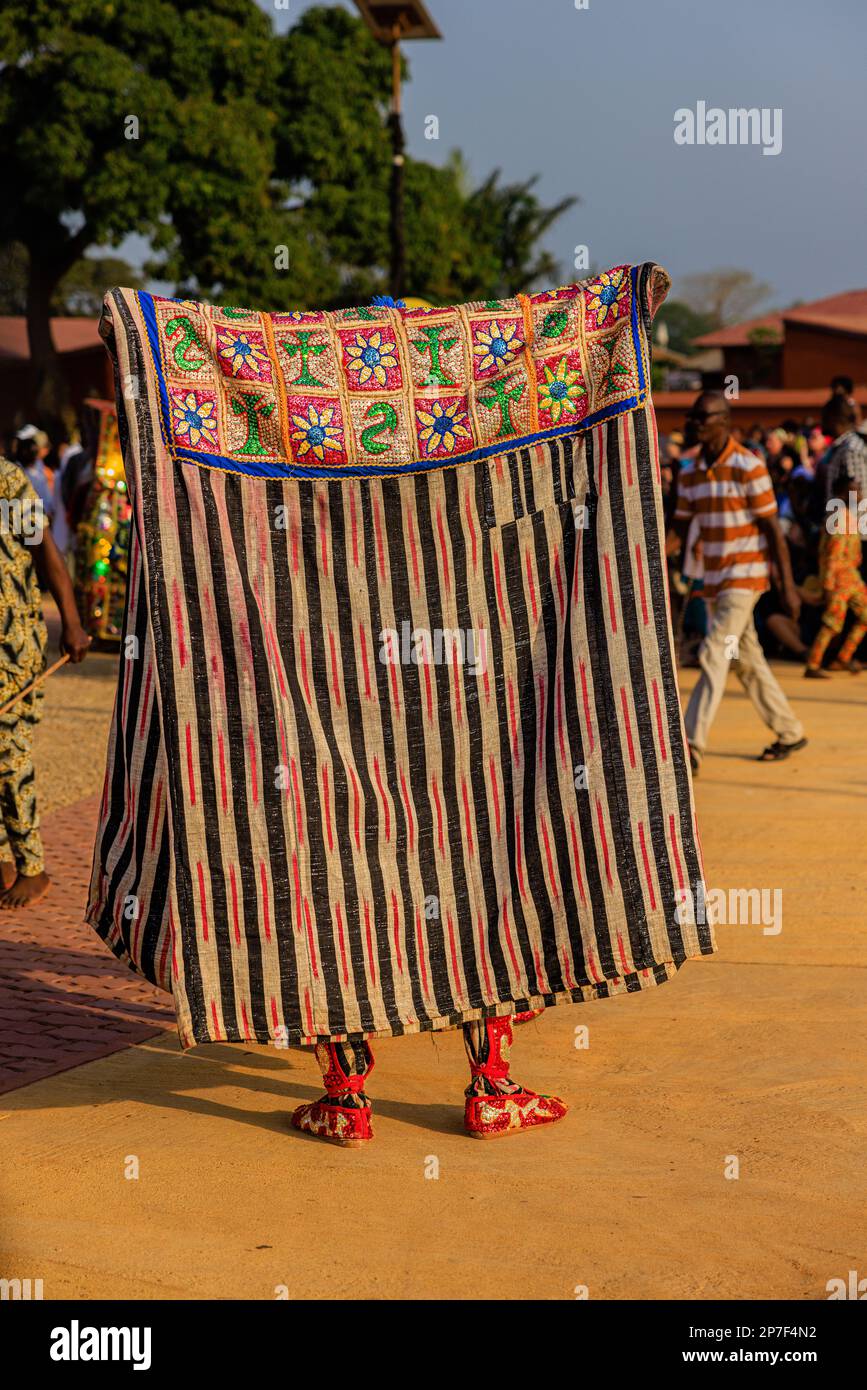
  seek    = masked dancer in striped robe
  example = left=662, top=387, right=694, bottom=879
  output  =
left=87, top=264, right=715, bottom=1145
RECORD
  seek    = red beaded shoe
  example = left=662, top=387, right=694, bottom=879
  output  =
left=292, top=1042, right=374, bottom=1148
left=465, top=1090, right=569, bottom=1139
left=463, top=1016, right=567, bottom=1140
left=512, top=1008, right=544, bottom=1024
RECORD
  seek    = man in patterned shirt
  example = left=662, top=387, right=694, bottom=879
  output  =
left=814, top=395, right=867, bottom=517
left=666, top=392, right=806, bottom=769
left=0, top=455, right=90, bottom=907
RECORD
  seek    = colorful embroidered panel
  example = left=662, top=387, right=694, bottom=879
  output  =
left=137, top=264, right=650, bottom=479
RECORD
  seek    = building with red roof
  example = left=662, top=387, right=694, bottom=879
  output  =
left=0, top=316, right=112, bottom=436
left=654, top=287, right=867, bottom=432
left=691, top=288, right=867, bottom=390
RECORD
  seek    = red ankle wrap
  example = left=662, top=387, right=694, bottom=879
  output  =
left=467, top=1016, right=514, bottom=1084
left=314, top=1041, right=375, bottom=1098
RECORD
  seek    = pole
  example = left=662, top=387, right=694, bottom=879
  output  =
left=388, top=24, right=406, bottom=300
left=0, top=654, right=70, bottom=718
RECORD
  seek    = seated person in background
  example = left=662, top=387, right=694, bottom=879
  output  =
left=758, top=473, right=823, bottom=660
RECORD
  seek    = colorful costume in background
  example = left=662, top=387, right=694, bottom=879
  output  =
left=807, top=515, right=867, bottom=669
left=73, top=400, right=132, bottom=644
left=0, top=458, right=47, bottom=877
left=87, top=263, right=714, bottom=1141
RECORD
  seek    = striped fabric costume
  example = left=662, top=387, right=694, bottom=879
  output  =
left=87, top=262, right=714, bottom=1142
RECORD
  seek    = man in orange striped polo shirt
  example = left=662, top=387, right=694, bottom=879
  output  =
left=666, top=392, right=806, bottom=769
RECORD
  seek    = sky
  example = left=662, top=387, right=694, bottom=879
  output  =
left=263, top=0, right=867, bottom=311
left=131, top=0, right=867, bottom=312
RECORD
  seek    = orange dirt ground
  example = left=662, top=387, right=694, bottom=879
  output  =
left=0, top=646, right=864, bottom=1300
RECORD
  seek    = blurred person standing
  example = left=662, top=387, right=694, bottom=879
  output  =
left=813, top=396, right=867, bottom=518
left=805, top=426, right=829, bottom=474
left=0, top=455, right=90, bottom=907
left=51, top=431, right=90, bottom=559
left=661, top=430, right=683, bottom=527
left=14, top=425, right=55, bottom=522
left=763, top=427, right=787, bottom=471
left=666, top=392, right=806, bottom=768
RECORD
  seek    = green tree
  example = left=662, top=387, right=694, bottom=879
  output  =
left=0, top=0, right=279, bottom=429
left=1, top=1, right=577, bottom=432
left=58, top=255, right=145, bottom=317
left=653, top=300, right=716, bottom=355
left=0, top=244, right=143, bottom=316
left=276, top=9, right=576, bottom=306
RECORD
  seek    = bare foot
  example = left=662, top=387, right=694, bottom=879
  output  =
left=0, top=870, right=51, bottom=909
left=0, top=860, right=16, bottom=892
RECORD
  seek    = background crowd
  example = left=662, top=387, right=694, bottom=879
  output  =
left=662, top=376, right=867, bottom=671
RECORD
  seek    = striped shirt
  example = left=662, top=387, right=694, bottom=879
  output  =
left=673, top=436, right=777, bottom=599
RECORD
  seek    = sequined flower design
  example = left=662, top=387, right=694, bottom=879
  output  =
left=538, top=358, right=586, bottom=423
left=290, top=404, right=343, bottom=462
left=473, top=320, right=523, bottom=375
left=585, top=270, right=628, bottom=328
left=343, top=330, right=400, bottom=387
left=171, top=392, right=217, bottom=449
left=417, top=400, right=473, bottom=455
left=218, top=330, right=270, bottom=378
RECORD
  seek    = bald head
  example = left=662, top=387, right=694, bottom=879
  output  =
left=693, top=390, right=731, bottom=420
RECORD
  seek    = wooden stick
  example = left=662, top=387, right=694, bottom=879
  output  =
left=0, top=654, right=70, bottom=717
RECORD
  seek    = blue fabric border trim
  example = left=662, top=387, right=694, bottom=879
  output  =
left=141, top=292, right=175, bottom=461
left=138, top=275, right=649, bottom=481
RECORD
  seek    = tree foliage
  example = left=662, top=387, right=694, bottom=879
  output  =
left=0, top=244, right=143, bottom=317
left=0, top=0, right=279, bottom=422
left=677, top=268, right=773, bottom=328
left=653, top=299, right=717, bottom=354
left=0, top=2, right=576, bottom=429
left=275, top=9, right=576, bottom=307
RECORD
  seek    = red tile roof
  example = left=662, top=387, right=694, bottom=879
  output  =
left=0, top=316, right=102, bottom=361
left=694, top=288, right=867, bottom=348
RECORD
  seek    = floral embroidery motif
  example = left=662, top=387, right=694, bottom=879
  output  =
left=585, top=268, right=629, bottom=329
left=290, top=403, right=345, bottom=462
left=341, top=329, right=401, bottom=389
left=538, top=354, right=587, bottom=424
left=416, top=399, right=473, bottom=456
left=472, top=318, right=524, bottom=377
left=217, top=328, right=272, bottom=381
left=169, top=389, right=218, bottom=451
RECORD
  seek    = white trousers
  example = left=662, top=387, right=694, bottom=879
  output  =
left=684, top=588, right=804, bottom=755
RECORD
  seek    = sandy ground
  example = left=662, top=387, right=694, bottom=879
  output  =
left=1, top=640, right=865, bottom=1300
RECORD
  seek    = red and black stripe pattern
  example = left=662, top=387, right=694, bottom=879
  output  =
left=86, top=269, right=714, bottom=1049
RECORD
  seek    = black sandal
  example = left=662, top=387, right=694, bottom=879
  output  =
left=758, top=737, right=808, bottom=762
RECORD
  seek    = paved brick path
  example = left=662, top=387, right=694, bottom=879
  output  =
left=0, top=795, right=174, bottom=1095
